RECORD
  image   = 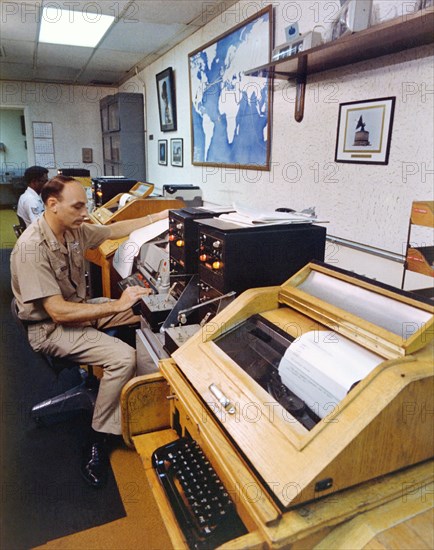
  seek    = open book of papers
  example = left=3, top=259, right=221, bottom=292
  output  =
left=218, top=202, right=321, bottom=226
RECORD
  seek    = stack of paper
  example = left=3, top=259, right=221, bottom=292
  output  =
left=217, top=202, right=320, bottom=226
left=112, top=219, right=169, bottom=278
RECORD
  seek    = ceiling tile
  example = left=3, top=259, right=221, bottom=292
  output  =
left=33, top=65, right=82, bottom=82
left=75, top=69, right=126, bottom=86
left=0, top=40, right=35, bottom=63
left=0, top=1, right=40, bottom=40
left=41, top=0, right=132, bottom=16
left=100, top=21, right=185, bottom=54
left=87, top=50, right=145, bottom=72
left=0, top=0, right=239, bottom=86
left=37, top=43, right=93, bottom=69
left=0, top=63, right=36, bottom=81
left=128, top=1, right=224, bottom=25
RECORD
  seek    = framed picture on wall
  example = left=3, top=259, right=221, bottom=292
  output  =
left=158, top=139, right=168, bottom=165
left=170, top=138, right=183, bottom=167
left=156, top=67, right=177, bottom=132
left=335, top=97, right=396, bottom=165
left=188, top=5, right=273, bottom=170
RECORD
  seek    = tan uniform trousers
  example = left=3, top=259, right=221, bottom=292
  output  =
left=27, top=308, right=139, bottom=435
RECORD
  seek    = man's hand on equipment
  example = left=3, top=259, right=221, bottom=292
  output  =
left=118, top=285, right=152, bottom=311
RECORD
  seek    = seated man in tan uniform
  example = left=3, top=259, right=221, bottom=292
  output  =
left=10, top=175, right=168, bottom=488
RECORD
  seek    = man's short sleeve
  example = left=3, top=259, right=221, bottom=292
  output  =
left=81, top=223, right=111, bottom=249
left=11, top=241, right=61, bottom=304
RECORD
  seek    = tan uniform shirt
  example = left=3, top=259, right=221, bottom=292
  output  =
left=11, top=216, right=111, bottom=321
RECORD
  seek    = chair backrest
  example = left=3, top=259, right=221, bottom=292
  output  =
left=10, top=297, right=29, bottom=339
left=10, top=297, right=79, bottom=374
left=13, top=223, right=25, bottom=239
left=12, top=204, right=27, bottom=239
left=12, top=207, right=26, bottom=238
left=17, top=214, right=26, bottom=228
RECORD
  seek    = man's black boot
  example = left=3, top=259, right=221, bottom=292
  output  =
left=80, top=429, right=109, bottom=488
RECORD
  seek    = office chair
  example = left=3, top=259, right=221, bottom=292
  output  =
left=16, top=214, right=26, bottom=228
left=13, top=223, right=25, bottom=239
left=12, top=207, right=26, bottom=238
left=11, top=297, right=98, bottom=425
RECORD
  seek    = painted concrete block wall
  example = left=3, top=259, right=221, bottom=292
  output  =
left=120, top=0, right=433, bottom=264
left=0, top=82, right=117, bottom=178
left=0, top=1, right=431, bottom=289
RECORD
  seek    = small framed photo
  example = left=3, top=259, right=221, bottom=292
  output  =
left=82, top=147, right=93, bottom=163
left=170, top=138, right=183, bottom=167
left=158, top=139, right=168, bottom=165
left=156, top=67, right=177, bottom=132
left=335, top=97, right=396, bottom=165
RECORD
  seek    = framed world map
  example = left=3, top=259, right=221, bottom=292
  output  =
left=188, top=6, right=273, bottom=170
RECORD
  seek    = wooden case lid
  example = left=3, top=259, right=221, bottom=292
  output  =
left=129, top=181, right=155, bottom=198
left=278, top=262, right=433, bottom=359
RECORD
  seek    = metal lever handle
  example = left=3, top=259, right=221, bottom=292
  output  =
left=209, top=383, right=235, bottom=415
left=177, top=291, right=236, bottom=324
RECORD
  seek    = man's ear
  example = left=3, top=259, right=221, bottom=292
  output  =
left=46, top=197, right=57, bottom=213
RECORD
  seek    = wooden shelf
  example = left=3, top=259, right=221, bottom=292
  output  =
left=246, top=9, right=434, bottom=121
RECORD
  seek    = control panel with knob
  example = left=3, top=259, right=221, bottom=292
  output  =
left=168, top=208, right=226, bottom=277
left=196, top=217, right=327, bottom=295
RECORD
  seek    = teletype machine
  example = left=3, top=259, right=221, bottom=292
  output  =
left=163, top=184, right=203, bottom=207
left=131, top=208, right=238, bottom=372
left=89, top=181, right=155, bottom=224
left=85, top=189, right=184, bottom=297
left=133, top=210, right=327, bottom=372
left=121, top=261, right=434, bottom=549
left=91, top=176, right=139, bottom=207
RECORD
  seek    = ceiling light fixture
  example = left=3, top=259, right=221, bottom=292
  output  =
left=39, top=6, right=115, bottom=48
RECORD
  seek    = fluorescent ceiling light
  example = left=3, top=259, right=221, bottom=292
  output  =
left=39, top=6, right=114, bottom=48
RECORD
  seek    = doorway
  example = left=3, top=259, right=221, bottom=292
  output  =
left=0, top=108, right=28, bottom=206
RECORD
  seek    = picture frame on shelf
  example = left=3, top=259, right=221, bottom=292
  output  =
left=158, top=139, right=168, bottom=165
left=335, top=97, right=396, bottom=165
left=170, top=138, right=183, bottom=167
left=156, top=67, right=177, bottom=132
left=188, top=5, right=273, bottom=170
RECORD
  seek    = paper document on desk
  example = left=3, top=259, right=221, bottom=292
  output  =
left=113, top=219, right=168, bottom=279
left=218, top=202, right=320, bottom=226
left=278, top=331, right=382, bottom=419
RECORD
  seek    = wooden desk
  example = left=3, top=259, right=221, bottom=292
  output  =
left=85, top=237, right=127, bottom=298
left=122, top=371, right=434, bottom=550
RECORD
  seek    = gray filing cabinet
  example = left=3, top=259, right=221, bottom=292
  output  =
left=100, top=92, right=145, bottom=179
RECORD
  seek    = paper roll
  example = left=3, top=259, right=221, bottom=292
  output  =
left=118, top=193, right=133, bottom=209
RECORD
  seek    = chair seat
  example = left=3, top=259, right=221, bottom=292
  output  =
left=31, top=377, right=97, bottom=424
left=10, top=297, right=98, bottom=425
